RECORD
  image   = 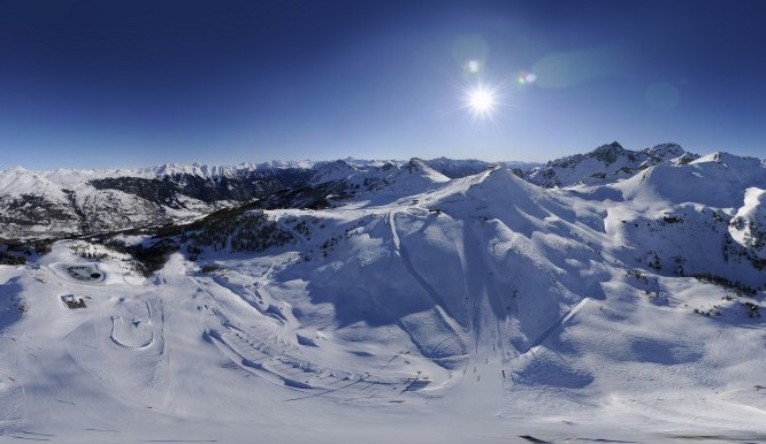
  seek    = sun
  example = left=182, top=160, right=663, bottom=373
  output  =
left=466, top=85, right=497, bottom=117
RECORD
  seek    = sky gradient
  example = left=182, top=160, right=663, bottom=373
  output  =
left=0, top=0, right=764, bottom=169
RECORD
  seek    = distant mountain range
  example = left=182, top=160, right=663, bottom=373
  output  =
left=0, top=143, right=719, bottom=239
left=0, top=157, right=525, bottom=238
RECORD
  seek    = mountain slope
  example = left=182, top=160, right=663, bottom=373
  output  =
left=1, top=149, right=766, bottom=442
left=0, top=153, right=766, bottom=443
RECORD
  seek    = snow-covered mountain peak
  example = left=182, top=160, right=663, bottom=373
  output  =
left=309, top=159, right=361, bottom=185
left=471, top=165, right=528, bottom=191
left=526, top=141, right=695, bottom=188
left=403, top=158, right=450, bottom=182
left=3, top=166, right=32, bottom=174
left=462, top=166, right=557, bottom=216
left=616, top=150, right=766, bottom=208
left=424, top=157, right=498, bottom=178
left=590, top=141, right=626, bottom=165
left=642, top=142, right=685, bottom=159
left=0, top=166, right=63, bottom=196
left=136, top=162, right=239, bottom=179
left=692, top=151, right=763, bottom=170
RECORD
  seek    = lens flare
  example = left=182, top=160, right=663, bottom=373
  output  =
left=517, top=71, right=537, bottom=85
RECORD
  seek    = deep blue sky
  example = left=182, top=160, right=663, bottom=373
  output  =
left=0, top=0, right=764, bottom=169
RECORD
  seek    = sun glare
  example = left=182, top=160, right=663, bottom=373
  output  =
left=466, top=85, right=496, bottom=117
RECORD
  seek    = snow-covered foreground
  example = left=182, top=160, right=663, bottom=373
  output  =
left=2, top=158, right=766, bottom=443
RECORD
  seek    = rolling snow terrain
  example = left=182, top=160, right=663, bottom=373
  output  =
left=1, top=144, right=766, bottom=443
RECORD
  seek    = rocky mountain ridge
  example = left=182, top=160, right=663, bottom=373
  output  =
left=0, top=144, right=755, bottom=239
left=0, top=158, right=520, bottom=238
left=525, top=142, right=698, bottom=187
